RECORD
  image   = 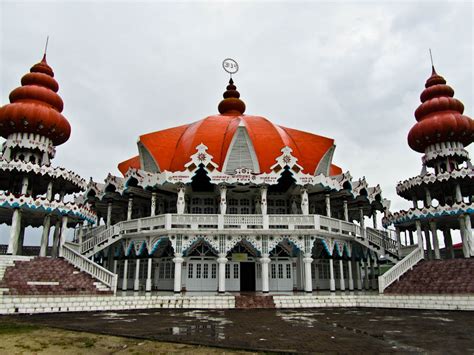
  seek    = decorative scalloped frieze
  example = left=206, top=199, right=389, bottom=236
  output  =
left=4, top=133, right=55, bottom=156
left=396, top=167, right=474, bottom=195
left=422, top=142, right=469, bottom=164
left=383, top=201, right=474, bottom=227
left=0, top=191, right=96, bottom=223
left=87, top=143, right=382, bottom=204
left=0, top=158, right=87, bottom=190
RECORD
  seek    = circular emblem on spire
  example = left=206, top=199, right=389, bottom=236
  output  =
left=222, top=58, right=239, bottom=75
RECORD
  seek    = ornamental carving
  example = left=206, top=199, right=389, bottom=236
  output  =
left=0, top=157, right=87, bottom=190
left=0, top=191, right=96, bottom=223
left=396, top=167, right=474, bottom=196
left=384, top=201, right=474, bottom=227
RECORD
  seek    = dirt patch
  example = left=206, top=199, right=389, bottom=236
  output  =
left=0, top=320, right=256, bottom=354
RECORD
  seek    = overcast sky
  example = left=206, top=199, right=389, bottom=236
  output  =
left=0, top=1, right=472, bottom=245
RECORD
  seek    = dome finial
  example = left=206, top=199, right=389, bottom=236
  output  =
left=218, top=59, right=245, bottom=115
left=429, top=48, right=437, bottom=75
left=42, top=35, right=49, bottom=63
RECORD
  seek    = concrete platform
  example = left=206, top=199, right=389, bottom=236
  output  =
left=0, top=292, right=473, bottom=314
left=4, top=308, right=474, bottom=353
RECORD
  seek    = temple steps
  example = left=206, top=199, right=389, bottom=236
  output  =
left=0, top=257, right=113, bottom=296
left=235, top=294, right=275, bottom=309
left=385, top=258, right=474, bottom=294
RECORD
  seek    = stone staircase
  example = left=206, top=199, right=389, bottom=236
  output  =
left=385, top=259, right=474, bottom=294
left=0, top=257, right=113, bottom=296
left=0, top=256, right=34, bottom=295
left=235, top=294, right=275, bottom=309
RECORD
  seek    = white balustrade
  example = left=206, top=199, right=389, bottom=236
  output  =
left=378, top=246, right=424, bottom=293
left=140, top=215, right=166, bottom=230
left=62, top=243, right=118, bottom=294
left=224, top=214, right=263, bottom=228
left=79, top=213, right=399, bottom=262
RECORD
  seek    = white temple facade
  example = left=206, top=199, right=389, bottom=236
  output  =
left=78, top=78, right=399, bottom=293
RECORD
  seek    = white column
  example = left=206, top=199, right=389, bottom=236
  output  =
left=359, top=207, right=365, bottom=238
left=338, top=260, right=345, bottom=291
left=260, top=186, right=267, bottom=215
left=325, top=194, right=331, bottom=218
left=364, top=260, right=369, bottom=290
left=395, top=227, right=401, bottom=249
left=58, top=215, right=68, bottom=257
left=146, top=258, right=152, bottom=291
left=51, top=221, right=61, bottom=258
left=39, top=215, right=51, bottom=257
left=301, top=188, right=309, bottom=215
left=217, top=254, right=227, bottom=293
left=370, top=258, right=376, bottom=289
left=260, top=253, right=270, bottom=293
left=356, top=261, right=363, bottom=290
left=425, top=187, right=432, bottom=207
left=348, top=260, right=354, bottom=291
left=429, top=221, right=440, bottom=260
left=415, top=220, right=423, bottom=249
left=464, top=215, right=473, bottom=257
left=150, top=192, right=157, bottom=216
left=219, top=185, right=227, bottom=215
left=343, top=200, right=349, bottom=222
left=176, top=186, right=186, bottom=215
left=77, top=221, right=85, bottom=245
left=303, top=253, right=313, bottom=292
left=3, top=146, right=12, bottom=161
left=134, top=259, right=140, bottom=291
left=455, top=184, right=463, bottom=203
left=173, top=253, right=183, bottom=293
left=7, top=209, right=22, bottom=255
left=106, top=201, right=113, bottom=227
left=46, top=181, right=53, bottom=200
left=127, top=196, right=133, bottom=220
left=443, top=228, right=454, bottom=259
left=20, top=176, right=29, bottom=194
left=122, top=259, right=129, bottom=290
left=329, top=258, right=336, bottom=292
left=424, top=228, right=432, bottom=259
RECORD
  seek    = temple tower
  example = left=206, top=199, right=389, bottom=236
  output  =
left=0, top=54, right=95, bottom=256
left=386, top=65, right=474, bottom=259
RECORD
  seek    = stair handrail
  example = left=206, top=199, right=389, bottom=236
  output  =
left=61, top=243, right=118, bottom=294
left=378, top=245, right=424, bottom=294
left=80, top=223, right=121, bottom=254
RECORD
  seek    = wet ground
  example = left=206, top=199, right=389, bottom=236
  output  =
left=3, top=308, right=474, bottom=353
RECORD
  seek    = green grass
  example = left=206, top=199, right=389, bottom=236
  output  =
left=0, top=322, right=40, bottom=335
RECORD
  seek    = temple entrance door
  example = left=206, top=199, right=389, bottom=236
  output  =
left=240, top=262, right=256, bottom=292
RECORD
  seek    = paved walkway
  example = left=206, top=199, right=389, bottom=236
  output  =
left=6, top=308, right=474, bottom=353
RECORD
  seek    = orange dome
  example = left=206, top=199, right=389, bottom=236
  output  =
left=0, top=54, right=71, bottom=145
left=407, top=67, right=474, bottom=153
left=119, top=79, right=342, bottom=176
left=119, top=115, right=342, bottom=176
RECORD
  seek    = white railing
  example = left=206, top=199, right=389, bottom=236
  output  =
left=378, top=246, right=424, bottom=294
left=366, top=227, right=399, bottom=256
left=62, top=243, right=118, bottom=294
left=79, top=213, right=398, bottom=260
left=76, top=225, right=106, bottom=242
left=81, top=224, right=121, bottom=254
left=224, top=214, right=263, bottom=228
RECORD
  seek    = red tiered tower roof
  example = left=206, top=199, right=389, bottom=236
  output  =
left=0, top=54, right=71, bottom=145
left=407, top=67, right=474, bottom=153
